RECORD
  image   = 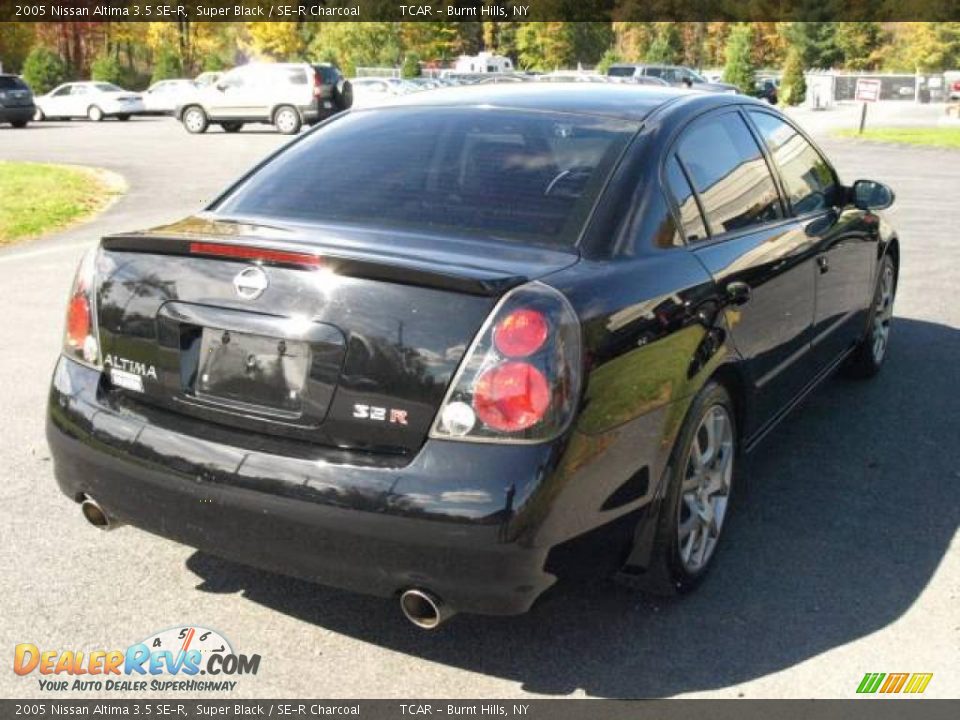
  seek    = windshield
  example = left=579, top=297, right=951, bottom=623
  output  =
left=607, top=67, right=636, bottom=77
left=0, top=76, right=28, bottom=90
left=215, top=107, right=638, bottom=248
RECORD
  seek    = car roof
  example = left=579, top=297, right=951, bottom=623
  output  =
left=376, top=83, right=694, bottom=122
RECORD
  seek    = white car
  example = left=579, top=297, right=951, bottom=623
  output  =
left=34, top=82, right=145, bottom=122
left=143, top=79, right=198, bottom=115
left=349, top=77, right=416, bottom=108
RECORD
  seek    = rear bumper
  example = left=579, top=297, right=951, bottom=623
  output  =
left=0, top=105, right=34, bottom=122
left=47, top=357, right=561, bottom=616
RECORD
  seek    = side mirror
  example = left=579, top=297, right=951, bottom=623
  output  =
left=215, top=82, right=227, bottom=92
left=853, top=179, right=895, bottom=211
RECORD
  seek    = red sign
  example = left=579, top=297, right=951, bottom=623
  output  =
left=855, top=78, right=882, bottom=102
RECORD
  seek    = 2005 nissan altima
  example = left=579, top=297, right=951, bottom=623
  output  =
left=47, top=85, right=898, bottom=628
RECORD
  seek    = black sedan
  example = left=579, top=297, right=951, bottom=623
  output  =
left=47, top=85, right=898, bottom=629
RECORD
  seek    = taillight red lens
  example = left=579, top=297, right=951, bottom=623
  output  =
left=473, top=361, right=550, bottom=432
left=66, top=294, right=91, bottom=349
left=493, top=309, right=548, bottom=358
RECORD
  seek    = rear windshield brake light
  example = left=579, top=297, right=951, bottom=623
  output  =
left=189, top=241, right=323, bottom=268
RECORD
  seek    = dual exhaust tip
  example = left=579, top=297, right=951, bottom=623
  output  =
left=81, top=497, right=450, bottom=628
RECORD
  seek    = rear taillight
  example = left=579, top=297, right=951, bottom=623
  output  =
left=430, top=282, right=581, bottom=443
left=63, top=249, right=101, bottom=368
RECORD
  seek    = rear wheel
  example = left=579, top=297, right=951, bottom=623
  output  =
left=643, top=382, right=738, bottom=594
left=11, top=120, right=28, bottom=128
left=87, top=105, right=104, bottom=122
left=844, top=254, right=896, bottom=379
left=181, top=106, right=209, bottom=134
left=221, top=122, right=243, bottom=133
left=273, top=105, right=302, bottom=135
left=116, top=114, right=130, bottom=121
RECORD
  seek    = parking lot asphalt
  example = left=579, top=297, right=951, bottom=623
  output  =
left=0, top=112, right=957, bottom=699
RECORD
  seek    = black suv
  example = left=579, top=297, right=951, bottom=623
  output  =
left=0, top=74, right=35, bottom=127
left=312, top=63, right=352, bottom=122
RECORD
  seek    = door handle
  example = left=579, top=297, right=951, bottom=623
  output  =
left=817, top=255, right=830, bottom=273
left=725, top=281, right=751, bottom=306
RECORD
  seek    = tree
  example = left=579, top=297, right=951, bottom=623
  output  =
left=722, top=24, right=755, bottom=94
left=245, top=22, right=304, bottom=61
left=836, top=22, right=883, bottom=70
left=780, top=47, right=806, bottom=106
left=596, top=48, right=623, bottom=75
left=401, top=52, right=421, bottom=78
left=21, top=47, right=68, bottom=94
left=0, top=22, right=36, bottom=73
left=151, top=49, right=183, bottom=84
left=645, top=23, right=682, bottom=64
left=785, top=21, right=842, bottom=70
left=90, top=53, right=123, bottom=85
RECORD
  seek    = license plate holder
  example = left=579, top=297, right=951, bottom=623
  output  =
left=196, top=328, right=309, bottom=414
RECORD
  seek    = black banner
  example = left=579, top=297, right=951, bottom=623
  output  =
left=2, top=701, right=959, bottom=720
left=2, top=0, right=960, bottom=22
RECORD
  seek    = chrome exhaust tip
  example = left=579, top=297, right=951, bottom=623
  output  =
left=80, top=497, right=120, bottom=531
left=399, top=589, right=454, bottom=630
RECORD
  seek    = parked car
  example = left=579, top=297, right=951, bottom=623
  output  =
left=349, top=77, right=416, bottom=108
left=949, top=79, right=960, bottom=101
left=0, top=73, right=35, bottom=127
left=34, top=82, right=145, bottom=121
left=176, top=62, right=351, bottom=135
left=752, top=78, right=779, bottom=105
left=538, top=71, right=608, bottom=83
left=47, top=85, right=899, bottom=629
left=608, top=64, right=739, bottom=93
left=142, top=79, right=198, bottom=115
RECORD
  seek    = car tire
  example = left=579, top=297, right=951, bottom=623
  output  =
left=643, top=381, right=739, bottom=595
left=844, top=254, right=897, bottom=379
left=333, top=80, right=353, bottom=110
left=221, top=122, right=243, bottom=133
left=181, top=106, right=209, bottom=134
left=87, top=105, right=104, bottom=122
left=11, top=120, right=28, bottom=128
left=33, top=108, right=45, bottom=121
left=273, top=105, right=302, bottom=135
left=116, top=114, right=130, bottom=121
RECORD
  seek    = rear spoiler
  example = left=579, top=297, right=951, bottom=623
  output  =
left=101, top=234, right=527, bottom=297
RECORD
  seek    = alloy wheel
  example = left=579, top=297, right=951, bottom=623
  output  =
left=275, top=109, right=298, bottom=134
left=872, top=265, right=895, bottom=364
left=677, top=404, right=734, bottom=573
left=184, top=109, right=205, bottom=133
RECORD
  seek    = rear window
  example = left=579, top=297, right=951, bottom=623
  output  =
left=607, top=67, right=635, bottom=77
left=94, top=83, right=122, bottom=92
left=215, top=108, right=637, bottom=247
left=0, top=76, right=27, bottom=90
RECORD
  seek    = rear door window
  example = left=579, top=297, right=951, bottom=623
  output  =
left=215, top=108, right=638, bottom=248
left=748, top=111, right=838, bottom=215
left=675, top=111, right=782, bottom=236
left=665, top=156, right=707, bottom=243
left=0, top=76, right=27, bottom=90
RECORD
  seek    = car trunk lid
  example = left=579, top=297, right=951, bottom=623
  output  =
left=95, top=216, right=577, bottom=456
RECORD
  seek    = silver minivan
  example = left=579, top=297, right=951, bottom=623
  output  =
left=176, top=62, right=350, bottom=135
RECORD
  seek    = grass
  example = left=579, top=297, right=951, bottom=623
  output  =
left=835, top=126, right=960, bottom=149
left=0, top=162, right=122, bottom=245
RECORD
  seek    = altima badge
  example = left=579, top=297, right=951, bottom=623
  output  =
left=233, top=266, right=268, bottom=300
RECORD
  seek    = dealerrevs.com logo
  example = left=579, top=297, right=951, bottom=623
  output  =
left=14, top=626, right=261, bottom=693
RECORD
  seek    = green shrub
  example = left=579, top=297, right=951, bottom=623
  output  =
left=90, top=53, right=123, bottom=85
left=595, top=49, right=623, bottom=75
left=780, top=48, right=807, bottom=106
left=21, top=47, right=68, bottom=95
left=151, top=50, right=183, bottom=84
left=401, top=53, right=421, bottom=79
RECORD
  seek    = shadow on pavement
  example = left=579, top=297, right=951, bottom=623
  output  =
left=186, top=317, right=960, bottom=697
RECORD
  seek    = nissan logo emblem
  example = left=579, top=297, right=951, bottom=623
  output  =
left=233, top=266, right=269, bottom=300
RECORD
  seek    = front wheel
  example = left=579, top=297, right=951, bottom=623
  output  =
left=33, top=108, right=45, bottom=121
left=87, top=105, right=104, bottom=122
left=644, top=382, right=738, bottom=594
left=273, top=105, right=302, bottom=135
left=181, top=106, right=209, bottom=134
left=844, top=254, right=896, bottom=379
left=116, top=114, right=130, bottom=121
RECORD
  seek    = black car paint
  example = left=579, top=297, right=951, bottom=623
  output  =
left=47, top=87, right=898, bottom=616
